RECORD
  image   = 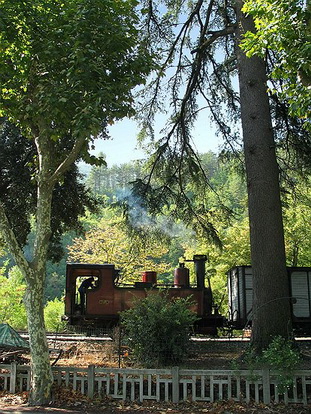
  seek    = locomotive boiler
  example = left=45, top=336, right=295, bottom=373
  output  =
left=64, top=254, right=224, bottom=334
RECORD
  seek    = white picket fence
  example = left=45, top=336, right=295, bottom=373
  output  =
left=1, top=363, right=311, bottom=406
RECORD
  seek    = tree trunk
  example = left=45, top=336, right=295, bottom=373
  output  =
left=24, top=143, right=55, bottom=404
left=235, top=0, right=292, bottom=349
left=0, top=122, right=86, bottom=404
left=0, top=201, right=54, bottom=404
left=24, top=271, right=53, bottom=405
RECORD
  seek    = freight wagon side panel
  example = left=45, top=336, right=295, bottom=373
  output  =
left=227, top=267, right=239, bottom=322
left=238, top=267, right=245, bottom=323
left=228, top=266, right=311, bottom=332
left=290, top=270, right=311, bottom=318
left=244, top=267, right=253, bottom=323
left=228, top=266, right=253, bottom=328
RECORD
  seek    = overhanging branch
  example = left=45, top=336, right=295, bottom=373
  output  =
left=191, top=25, right=237, bottom=54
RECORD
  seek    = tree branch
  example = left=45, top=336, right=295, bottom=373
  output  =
left=49, top=135, right=87, bottom=184
left=191, top=25, right=236, bottom=54
left=0, top=203, right=31, bottom=278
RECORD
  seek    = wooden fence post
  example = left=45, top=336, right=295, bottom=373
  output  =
left=88, top=365, right=95, bottom=398
left=9, top=362, right=17, bottom=393
left=172, top=366, right=179, bottom=403
left=262, top=368, right=270, bottom=404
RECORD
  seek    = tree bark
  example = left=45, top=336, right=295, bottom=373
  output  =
left=24, top=132, right=56, bottom=404
left=0, top=117, right=88, bottom=404
left=24, top=271, right=53, bottom=405
left=235, top=0, right=292, bottom=349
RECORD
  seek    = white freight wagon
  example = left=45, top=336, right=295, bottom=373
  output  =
left=227, top=266, right=311, bottom=332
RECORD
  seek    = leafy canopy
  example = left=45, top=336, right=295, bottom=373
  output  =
left=67, top=212, right=171, bottom=283
left=241, top=0, right=311, bottom=124
left=0, top=119, right=96, bottom=260
left=0, top=0, right=154, bottom=257
left=0, top=0, right=152, bottom=146
left=0, top=0, right=153, bottom=404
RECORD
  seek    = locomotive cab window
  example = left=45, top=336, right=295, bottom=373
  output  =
left=66, top=269, right=99, bottom=314
left=74, top=274, right=99, bottom=314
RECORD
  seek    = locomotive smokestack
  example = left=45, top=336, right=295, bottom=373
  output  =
left=193, top=254, right=207, bottom=288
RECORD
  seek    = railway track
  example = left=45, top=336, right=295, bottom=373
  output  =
left=18, top=331, right=247, bottom=343
left=19, top=332, right=112, bottom=342
left=18, top=331, right=311, bottom=343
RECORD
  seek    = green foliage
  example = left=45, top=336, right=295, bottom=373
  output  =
left=44, top=298, right=66, bottom=332
left=0, top=263, right=66, bottom=331
left=234, top=336, right=301, bottom=392
left=80, top=151, right=311, bottom=315
left=0, top=0, right=153, bottom=403
left=67, top=211, right=172, bottom=284
left=45, top=271, right=65, bottom=302
left=86, top=158, right=144, bottom=199
left=261, top=336, right=301, bottom=391
left=241, top=0, right=311, bottom=126
left=0, top=265, right=27, bottom=330
left=182, top=213, right=251, bottom=315
left=0, top=0, right=153, bottom=141
left=120, top=292, right=197, bottom=367
left=0, top=119, right=97, bottom=260
left=283, top=179, right=311, bottom=266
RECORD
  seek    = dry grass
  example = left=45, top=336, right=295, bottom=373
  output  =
left=49, top=337, right=311, bottom=370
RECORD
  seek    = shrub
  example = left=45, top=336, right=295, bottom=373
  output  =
left=120, top=291, right=197, bottom=367
left=232, top=335, right=301, bottom=392
left=261, top=335, right=301, bottom=391
left=0, top=266, right=27, bottom=330
left=44, top=297, right=66, bottom=332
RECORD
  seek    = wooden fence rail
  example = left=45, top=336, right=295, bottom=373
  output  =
left=1, top=363, right=311, bottom=406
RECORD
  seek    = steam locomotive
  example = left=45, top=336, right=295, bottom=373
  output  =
left=64, top=257, right=311, bottom=335
left=64, top=255, right=224, bottom=334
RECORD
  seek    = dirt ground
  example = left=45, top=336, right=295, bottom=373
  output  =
left=1, top=337, right=311, bottom=413
left=1, top=337, right=254, bottom=370
left=47, top=336, right=311, bottom=370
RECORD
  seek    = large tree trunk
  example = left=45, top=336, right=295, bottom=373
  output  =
left=235, top=1, right=292, bottom=349
left=24, top=271, right=53, bottom=405
left=0, top=202, right=53, bottom=404
left=24, top=139, right=55, bottom=404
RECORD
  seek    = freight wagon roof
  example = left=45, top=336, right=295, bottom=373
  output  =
left=0, top=323, right=29, bottom=349
left=228, top=265, right=311, bottom=273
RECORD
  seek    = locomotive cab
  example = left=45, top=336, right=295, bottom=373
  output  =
left=65, top=263, right=118, bottom=326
